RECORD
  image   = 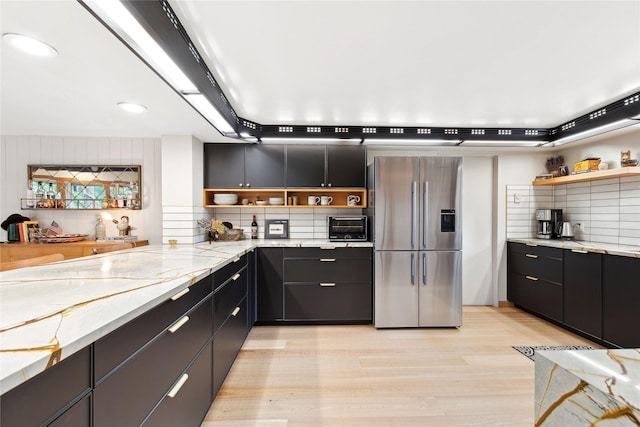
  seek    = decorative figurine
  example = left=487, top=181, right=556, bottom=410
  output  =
left=116, top=215, right=131, bottom=236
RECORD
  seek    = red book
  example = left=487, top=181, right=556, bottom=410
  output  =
left=18, top=222, right=25, bottom=242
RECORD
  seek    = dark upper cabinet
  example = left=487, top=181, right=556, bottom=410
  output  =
left=286, top=145, right=326, bottom=187
left=563, top=249, right=602, bottom=340
left=285, top=145, right=367, bottom=188
left=204, top=144, right=285, bottom=188
left=245, top=144, right=285, bottom=188
left=204, top=144, right=245, bottom=188
left=326, top=145, right=366, bottom=188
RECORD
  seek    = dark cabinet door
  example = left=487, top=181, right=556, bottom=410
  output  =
left=248, top=249, right=257, bottom=327
left=286, top=145, right=326, bottom=187
left=256, top=248, right=283, bottom=321
left=204, top=144, right=245, bottom=188
left=245, top=144, right=285, bottom=188
left=0, top=346, right=91, bottom=427
left=141, top=343, right=213, bottom=427
left=603, top=255, right=640, bottom=348
left=48, top=393, right=91, bottom=427
left=326, top=145, right=366, bottom=187
left=213, top=296, right=249, bottom=397
left=563, top=250, right=602, bottom=339
left=285, top=283, right=372, bottom=321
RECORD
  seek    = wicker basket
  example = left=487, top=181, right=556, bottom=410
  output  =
left=210, top=229, right=244, bottom=241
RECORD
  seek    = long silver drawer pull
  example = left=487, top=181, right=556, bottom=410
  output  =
left=525, top=254, right=538, bottom=259
left=167, top=374, right=189, bottom=398
left=168, top=316, right=189, bottom=333
left=525, top=276, right=539, bottom=281
left=232, top=273, right=241, bottom=281
left=320, top=258, right=336, bottom=262
left=526, top=243, right=538, bottom=247
left=571, top=249, right=589, bottom=254
left=231, top=307, right=241, bottom=316
left=320, top=283, right=336, bottom=287
left=320, top=246, right=336, bottom=250
left=233, top=257, right=241, bottom=263
left=170, top=288, right=190, bottom=301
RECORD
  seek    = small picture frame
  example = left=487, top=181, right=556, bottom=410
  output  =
left=24, top=221, right=39, bottom=242
left=265, top=219, right=289, bottom=239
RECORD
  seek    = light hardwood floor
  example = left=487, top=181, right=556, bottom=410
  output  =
left=202, top=306, right=597, bottom=427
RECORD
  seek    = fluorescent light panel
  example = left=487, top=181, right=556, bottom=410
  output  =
left=117, top=102, right=147, bottom=113
left=544, top=119, right=639, bottom=147
left=184, top=94, right=235, bottom=134
left=261, top=137, right=362, bottom=144
left=461, top=140, right=542, bottom=147
left=364, top=139, right=461, bottom=146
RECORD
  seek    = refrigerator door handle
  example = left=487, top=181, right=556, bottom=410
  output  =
left=410, top=253, right=416, bottom=286
left=423, top=181, right=429, bottom=248
left=422, top=252, right=427, bottom=286
left=411, top=181, right=418, bottom=249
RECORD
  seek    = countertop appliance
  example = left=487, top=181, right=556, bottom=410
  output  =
left=328, top=216, right=368, bottom=241
left=367, top=157, right=462, bottom=328
left=536, top=209, right=563, bottom=239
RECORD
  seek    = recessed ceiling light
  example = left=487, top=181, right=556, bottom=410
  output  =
left=2, top=33, right=58, bottom=57
left=117, top=102, right=147, bottom=113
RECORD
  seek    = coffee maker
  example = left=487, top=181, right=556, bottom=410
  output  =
left=536, top=209, right=563, bottom=239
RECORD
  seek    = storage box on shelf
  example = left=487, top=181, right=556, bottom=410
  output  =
left=203, top=188, right=366, bottom=208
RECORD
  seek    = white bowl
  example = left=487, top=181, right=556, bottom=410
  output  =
left=214, top=194, right=238, bottom=205
left=256, top=200, right=267, bottom=206
left=269, top=197, right=284, bottom=205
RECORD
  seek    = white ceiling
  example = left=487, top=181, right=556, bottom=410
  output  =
left=2, top=0, right=640, bottom=141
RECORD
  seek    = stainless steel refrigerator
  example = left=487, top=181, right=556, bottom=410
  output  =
left=368, top=157, right=462, bottom=328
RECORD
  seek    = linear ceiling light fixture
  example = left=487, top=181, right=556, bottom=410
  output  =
left=460, top=140, right=542, bottom=147
left=2, top=33, right=58, bottom=57
left=117, top=102, right=147, bottom=113
left=260, top=137, right=363, bottom=144
left=83, top=0, right=196, bottom=92
left=543, top=119, right=640, bottom=147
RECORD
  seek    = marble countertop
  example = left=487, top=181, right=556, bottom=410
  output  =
left=507, top=238, right=640, bottom=258
left=0, top=239, right=372, bottom=395
left=535, top=348, right=640, bottom=425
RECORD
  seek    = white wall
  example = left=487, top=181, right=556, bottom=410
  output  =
left=0, top=136, right=163, bottom=244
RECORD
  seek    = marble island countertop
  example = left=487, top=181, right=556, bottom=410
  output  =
left=507, top=238, right=640, bottom=258
left=535, top=348, right=640, bottom=426
left=0, top=239, right=372, bottom=395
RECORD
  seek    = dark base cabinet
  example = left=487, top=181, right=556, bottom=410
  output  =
left=214, top=296, right=249, bottom=396
left=563, top=249, right=602, bottom=340
left=141, top=342, right=213, bottom=427
left=0, top=346, right=91, bottom=427
left=285, top=283, right=371, bottom=321
left=603, top=255, right=640, bottom=348
left=257, top=248, right=284, bottom=322
left=507, top=242, right=563, bottom=323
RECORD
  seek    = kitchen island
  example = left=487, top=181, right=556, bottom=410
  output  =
left=0, top=238, right=372, bottom=426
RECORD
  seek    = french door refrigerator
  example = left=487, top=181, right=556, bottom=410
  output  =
left=368, top=157, right=462, bottom=328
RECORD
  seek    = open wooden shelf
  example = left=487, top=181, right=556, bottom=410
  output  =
left=532, top=167, right=640, bottom=186
left=203, top=188, right=366, bottom=208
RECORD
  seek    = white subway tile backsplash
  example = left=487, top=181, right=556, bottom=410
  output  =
left=506, top=176, right=640, bottom=246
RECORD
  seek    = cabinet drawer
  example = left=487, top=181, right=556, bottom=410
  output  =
left=285, top=282, right=372, bottom=321
left=0, top=346, right=91, bottom=427
left=510, top=273, right=563, bottom=323
left=214, top=266, right=248, bottom=333
left=94, top=296, right=213, bottom=427
left=284, top=247, right=371, bottom=260
left=508, top=242, right=562, bottom=259
left=284, top=258, right=372, bottom=283
left=509, top=252, right=563, bottom=283
left=94, top=274, right=213, bottom=380
left=214, top=296, right=249, bottom=397
left=141, top=342, right=213, bottom=427
left=214, top=255, right=247, bottom=290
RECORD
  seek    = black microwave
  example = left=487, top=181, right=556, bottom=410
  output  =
left=328, top=216, right=368, bottom=241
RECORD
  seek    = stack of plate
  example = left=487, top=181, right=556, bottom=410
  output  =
left=268, top=197, right=284, bottom=205
left=213, top=193, right=238, bottom=205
